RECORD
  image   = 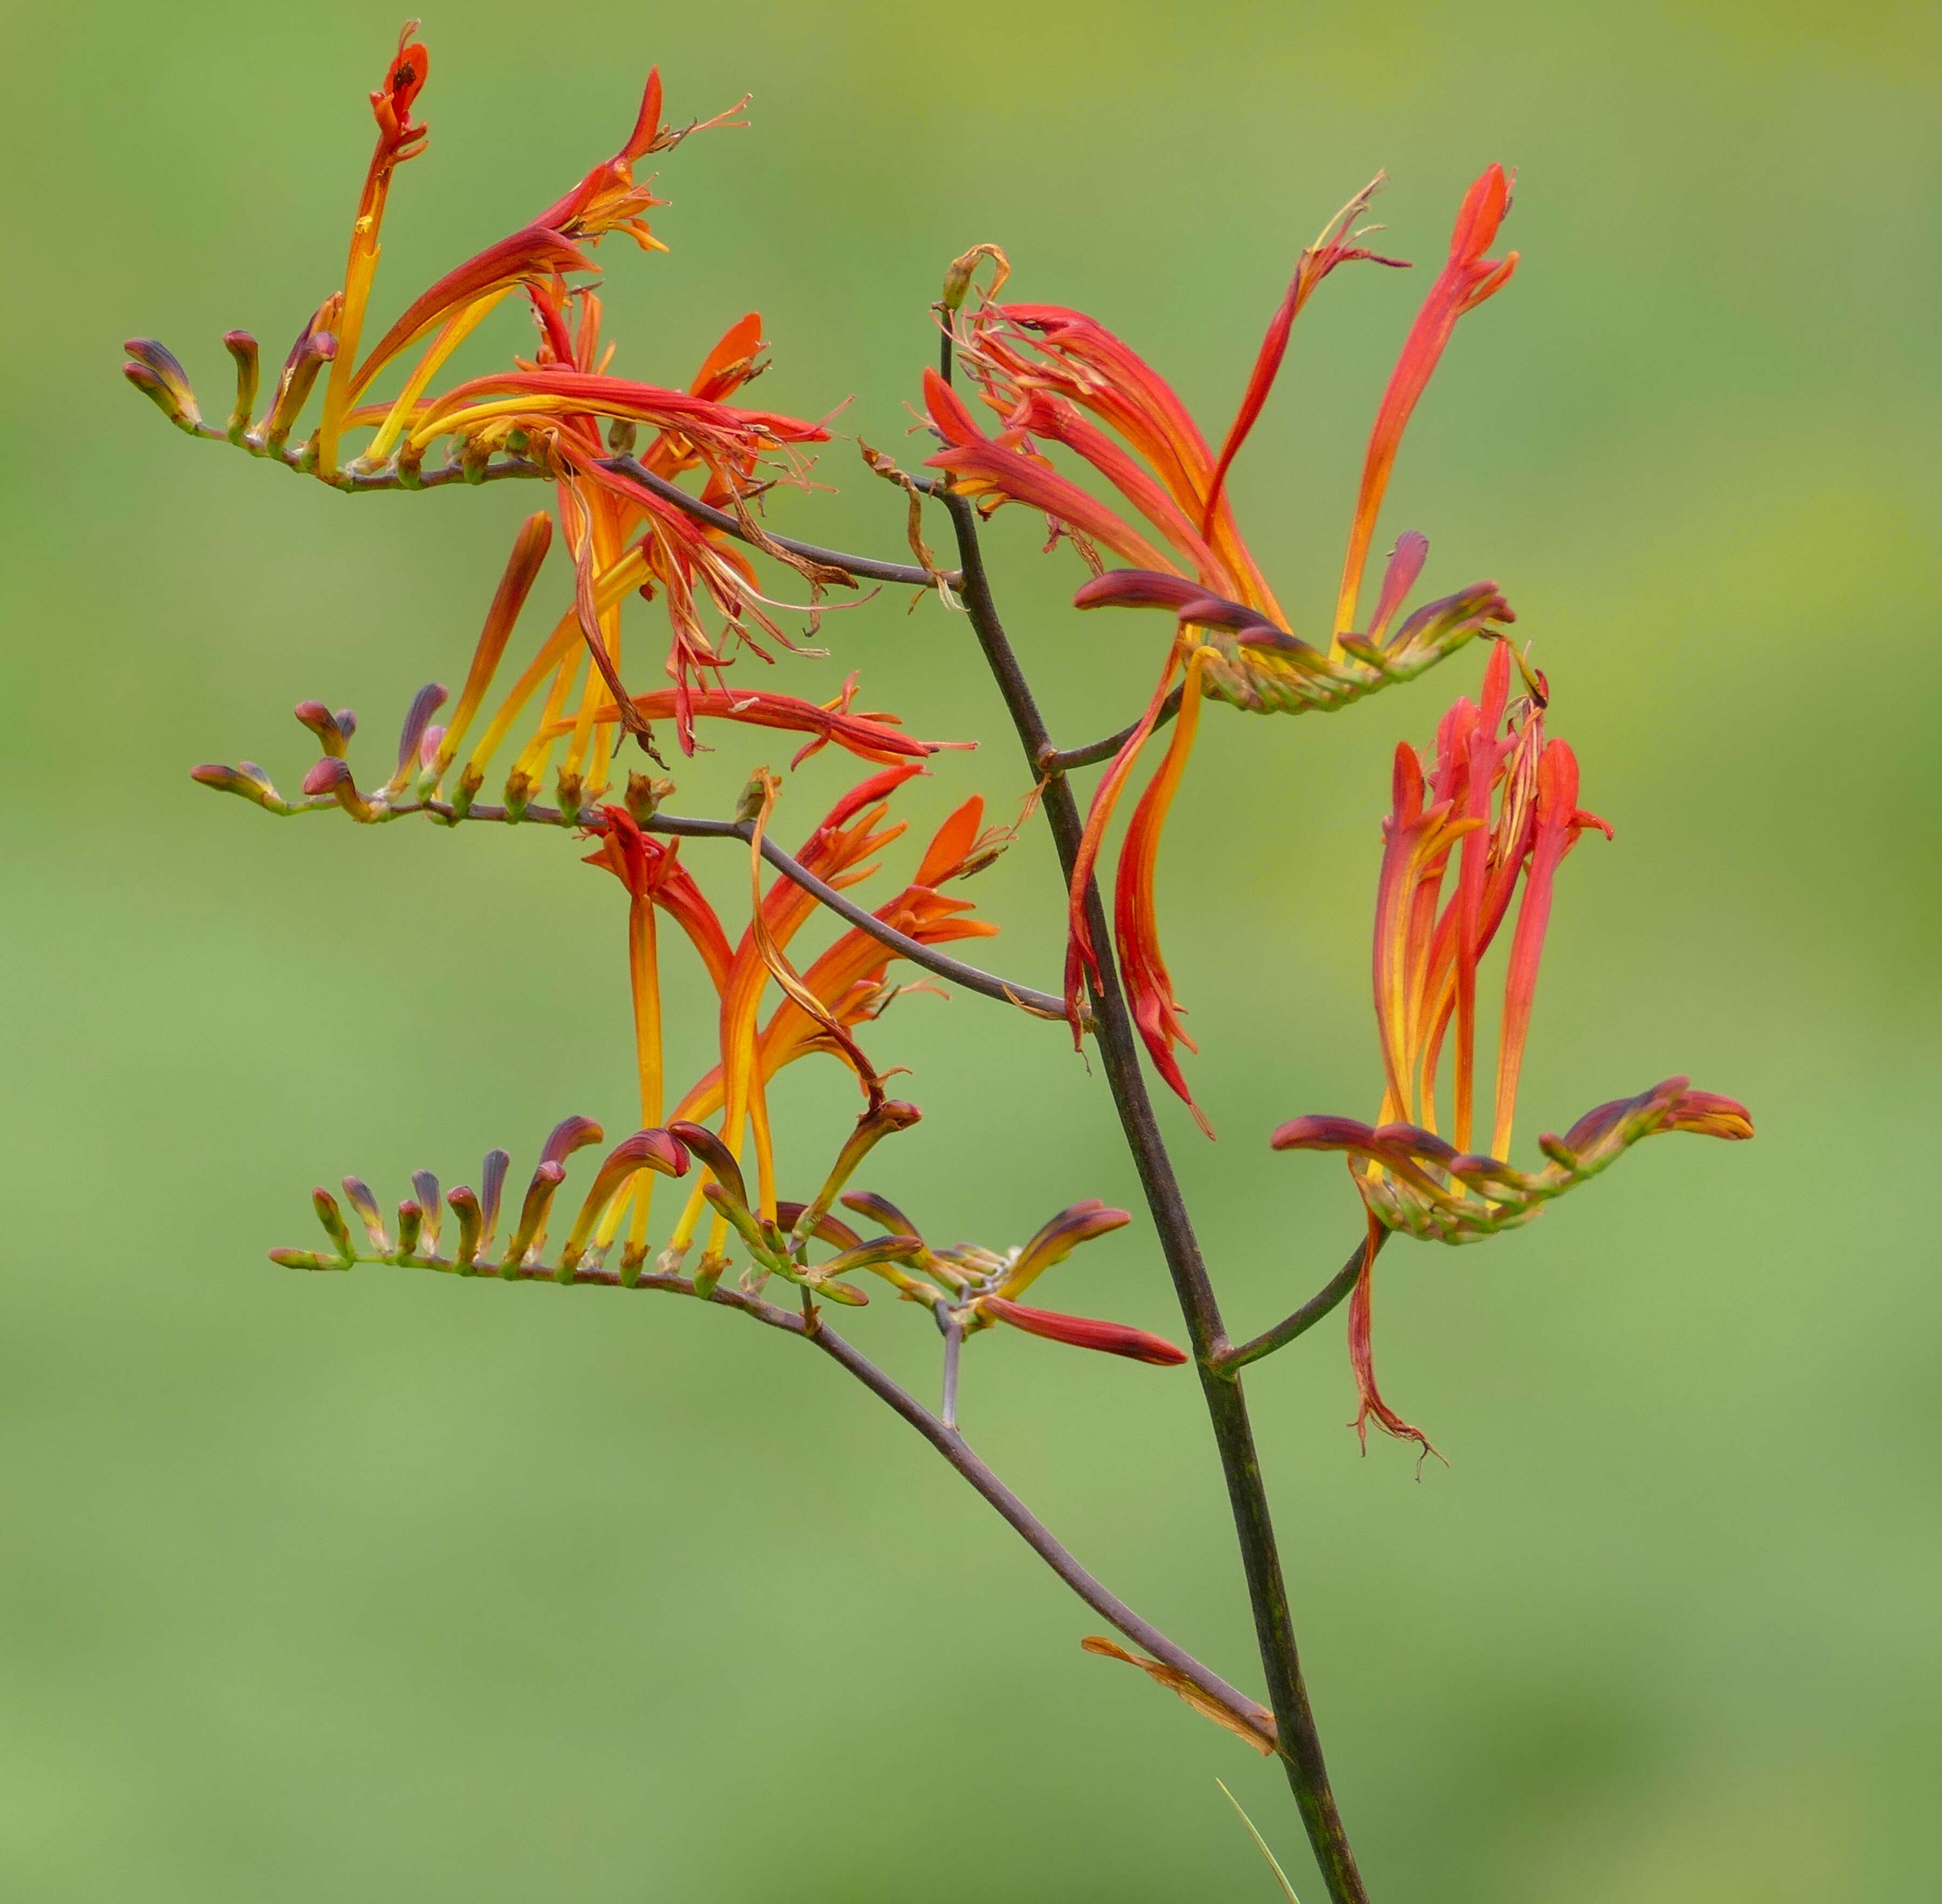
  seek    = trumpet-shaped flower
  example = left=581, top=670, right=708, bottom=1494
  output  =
left=923, top=171, right=1520, bottom=1126
left=1269, top=647, right=1752, bottom=1453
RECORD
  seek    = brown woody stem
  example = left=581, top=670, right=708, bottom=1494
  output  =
left=636, top=1269, right=1266, bottom=1735
left=938, top=486, right=1371, bottom=1904
left=644, top=812, right=1067, bottom=1019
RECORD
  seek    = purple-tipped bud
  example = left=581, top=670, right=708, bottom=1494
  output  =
left=1173, top=593, right=1286, bottom=635
left=1236, top=625, right=1324, bottom=659
left=222, top=331, right=260, bottom=443
left=340, top=1177, right=392, bottom=1254
left=333, top=709, right=357, bottom=743
left=190, top=761, right=288, bottom=812
left=1388, top=581, right=1515, bottom=655
left=122, top=338, right=203, bottom=433
left=1270, top=1114, right=1380, bottom=1154
left=1072, top=569, right=1203, bottom=613
left=390, top=683, right=448, bottom=788
left=294, top=702, right=350, bottom=757
left=839, top=1188, right=924, bottom=1239
left=540, top=1116, right=604, bottom=1169
left=817, top=1236, right=923, bottom=1279
left=259, top=308, right=338, bottom=452
left=1000, top=1198, right=1132, bottom=1300
left=411, top=1171, right=442, bottom=1254
left=667, top=1120, right=748, bottom=1212
left=311, top=1187, right=355, bottom=1262
left=1370, top=1122, right=1460, bottom=1166
left=479, top=1149, right=511, bottom=1245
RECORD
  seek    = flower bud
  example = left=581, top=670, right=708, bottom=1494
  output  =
left=410, top=1172, right=443, bottom=1254
left=448, top=1186, right=483, bottom=1272
left=310, top=1187, right=355, bottom=1263
left=388, top=683, right=448, bottom=793
left=301, top=756, right=379, bottom=822
left=122, top=338, right=204, bottom=433
left=222, top=331, right=260, bottom=444
left=294, top=702, right=350, bottom=758
left=340, top=1177, right=392, bottom=1254
left=190, top=761, right=289, bottom=813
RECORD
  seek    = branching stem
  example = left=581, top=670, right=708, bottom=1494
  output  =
left=938, top=486, right=1371, bottom=1904
left=621, top=1267, right=1268, bottom=1736
left=1040, top=686, right=1186, bottom=776
left=1212, top=1239, right=1368, bottom=1376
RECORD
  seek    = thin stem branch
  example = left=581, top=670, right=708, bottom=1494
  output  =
left=504, top=1262, right=1271, bottom=1737
left=1211, top=1239, right=1368, bottom=1376
left=938, top=487, right=1369, bottom=1904
left=642, top=812, right=1067, bottom=1020
left=244, top=789, right=1064, bottom=1019
left=605, top=455, right=961, bottom=589
left=200, top=430, right=956, bottom=588
left=1040, top=685, right=1186, bottom=776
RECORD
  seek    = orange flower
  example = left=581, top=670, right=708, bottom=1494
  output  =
left=924, top=172, right=1520, bottom=1125
left=135, top=32, right=848, bottom=767
left=1269, top=649, right=1752, bottom=1453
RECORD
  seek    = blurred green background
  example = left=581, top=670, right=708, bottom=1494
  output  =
left=2, top=0, right=1937, bottom=1898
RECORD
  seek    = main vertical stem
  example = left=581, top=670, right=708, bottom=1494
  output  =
left=942, top=492, right=1369, bottom=1904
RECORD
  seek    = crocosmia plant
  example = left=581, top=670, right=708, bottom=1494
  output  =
left=125, top=28, right=1750, bottom=1901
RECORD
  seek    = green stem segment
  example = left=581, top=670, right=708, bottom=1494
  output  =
left=939, top=487, right=1371, bottom=1904
left=1213, top=1240, right=1370, bottom=1376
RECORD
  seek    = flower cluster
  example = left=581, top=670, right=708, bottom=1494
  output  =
left=125, top=27, right=858, bottom=759
left=1270, top=644, right=1752, bottom=1452
left=923, top=169, right=1521, bottom=1126
left=138, top=28, right=1754, bottom=1495
left=278, top=763, right=1184, bottom=1392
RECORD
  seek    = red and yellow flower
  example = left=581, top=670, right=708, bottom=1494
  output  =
left=1269, top=644, right=1753, bottom=1452
left=922, top=169, right=1522, bottom=1127
left=132, top=30, right=850, bottom=762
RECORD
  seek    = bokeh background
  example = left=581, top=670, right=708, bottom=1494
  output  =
left=3, top=1, right=1938, bottom=1898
